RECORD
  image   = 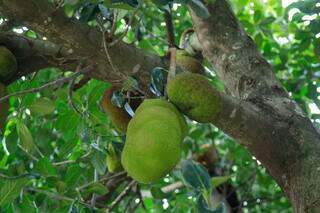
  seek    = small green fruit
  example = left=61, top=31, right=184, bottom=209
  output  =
left=121, top=99, right=185, bottom=183
left=106, top=143, right=123, bottom=173
left=0, top=83, right=9, bottom=132
left=176, top=50, right=204, bottom=74
left=167, top=73, right=220, bottom=123
left=0, top=46, right=17, bottom=80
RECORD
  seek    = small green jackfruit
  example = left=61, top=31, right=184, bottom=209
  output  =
left=167, top=73, right=220, bottom=123
left=100, top=87, right=131, bottom=133
left=106, top=143, right=123, bottom=173
left=121, top=99, right=185, bottom=183
left=0, top=83, right=9, bottom=132
left=176, top=50, right=204, bottom=74
left=0, top=46, right=17, bottom=80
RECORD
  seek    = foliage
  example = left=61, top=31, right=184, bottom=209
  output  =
left=0, top=0, right=319, bottom=212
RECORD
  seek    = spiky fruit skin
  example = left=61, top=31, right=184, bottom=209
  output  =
left=106, top=143, right=123, bottom=173
left=167, top=73, right=220, bottom=123
left=121, top=99, right=185, bottom=183
left=0, top=83, right=9, bottom=132
left=176, top=50, right=204, bottom=74
left=100, top=87, right=131, bottom=134
left=0, top=46, right=17, bottom=80
left=134, top=99, right=188, bottom=137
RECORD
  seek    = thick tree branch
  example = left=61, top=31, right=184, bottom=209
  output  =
left=0, top=0, right=166, bottom=91
left=189, top=0, right=320, bottom=211
left=0, top=33, right=78, bottom=84
left=189, top=0, right=287, bottom=100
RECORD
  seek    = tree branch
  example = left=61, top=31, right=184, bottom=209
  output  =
left=0, top=33, right=78, bottom=84
left=0, top=0, right=167, bottom=91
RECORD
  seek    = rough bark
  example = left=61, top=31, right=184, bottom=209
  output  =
left=0, top=33, right=77, bottom=84
left=0, top=0, right=319, bottom=211
left=0, top=0, right=166, bottom=91
left=190, top=0, right=320, bottom=211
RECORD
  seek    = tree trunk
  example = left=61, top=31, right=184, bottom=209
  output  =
left=189, top=0, right=320, bottom=211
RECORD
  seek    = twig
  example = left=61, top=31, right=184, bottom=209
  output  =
left=130, top=198, right=143, bottom=212
left=18, top=144, right=39, bottom=161
left=77, top=171, right=127, bottom=191
left=0, top=173, right=40, bottom=180
left=27, top=188, right=93, bottom=209
left=34, top=145, right=45, bottom=159
left=106, top=180, right=136, bottom=212
left=0, top=67, right=90, bottom=103
left=68, top=76, right=82, bottom=115
left=72, top=75, right=91, bottom=91
left=137, top=185, right=146, bottom=210
left=98, top=19, right=118, bottom=75
left=161, top=181, right=184, bottom=193
left=53, top=160, right=76, bottom=166
left=108, top=9, right=139, bottom=47
left=164, top=7, right=176, bottom=48
left=167, top=47, right=177, bottom=87
left=144, top=29, right=170, bottom=45
left=124, top=197, right=134, bottom=212
left=109, top=11, right=118, bottom=39
left=90, top=137, right=101, bottom=207
left=53, top=150, right=92, bottom=166
left=95, top=176, right=129, bottom=207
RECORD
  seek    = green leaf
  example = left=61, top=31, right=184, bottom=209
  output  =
left=91, top=150, right=107, bottom=175
left=211, top=176, right=231, bottom=189
left=181, top=160, right=211, bottom=191
left=151, top=187, right=168, bottom=199
left=58, top=139, right=79, bottom=157
left=14, top=195, right=37, bottom=213
left=79, top=3, right=99, bottom=22
left=197, top=195, right=227, bottom=213
left=150, top=67, right=167, bottom=96
left=0, top=178, right=29, bottom=207
left=260, top=16, right=275, bottom=26
left=299, top=39, right=311, bottom=52
left=29, top=98, right=55, bottom=116
left=253, top=10, right=262, bottom=23
left=111, top=90, right=126, bottom=108
left=17, top=121, right=35, bottom=153
left=82, top=182, right=108, bottom=197
left=34, top=157, right=57, bottom=177
left=64, top=165, right=82, bottom=189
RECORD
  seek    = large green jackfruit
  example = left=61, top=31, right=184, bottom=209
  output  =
left=121, top=99, right=186, bottom=183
